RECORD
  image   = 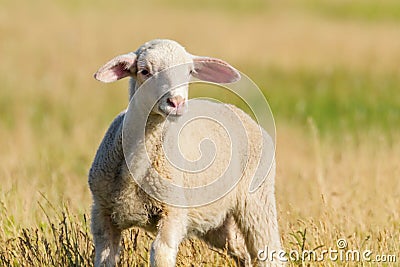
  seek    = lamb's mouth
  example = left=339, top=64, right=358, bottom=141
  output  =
left=158, top=107, right=186, bottom=118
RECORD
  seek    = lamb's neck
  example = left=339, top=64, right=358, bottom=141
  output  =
left=128, top=78, right=136, bottom=101
left=145, top=114, right=166, bottom=133
left=126, top=105, right=166, bottom=145
left=124, top=107, right=167, bottom=180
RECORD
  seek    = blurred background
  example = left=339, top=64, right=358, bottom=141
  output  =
left=1, top=0, right=399, bottom=265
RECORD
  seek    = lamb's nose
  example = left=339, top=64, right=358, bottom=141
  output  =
left=167, top=96, right=185, bottom=108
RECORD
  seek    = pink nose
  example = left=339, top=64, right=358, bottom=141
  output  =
left=167, top=96, right=185, bottom=108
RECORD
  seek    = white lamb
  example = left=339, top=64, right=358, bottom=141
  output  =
left=89, top=39, right=283, bottom=267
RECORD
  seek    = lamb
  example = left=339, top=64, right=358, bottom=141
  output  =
left=89, top=39, right=283, bottom=267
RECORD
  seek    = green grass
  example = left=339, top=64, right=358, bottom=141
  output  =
left=163, top=0, right=400, bottom=21
left=256, top=67, right=400, bottom=135
left=304, top=0, right=400, bottom=22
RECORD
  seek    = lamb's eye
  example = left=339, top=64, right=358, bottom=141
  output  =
left=140, top=69, right=149, bottom=76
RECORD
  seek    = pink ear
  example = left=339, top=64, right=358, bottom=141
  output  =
left=94, top=52, right=137, bottom=83
left=192, top=56, right=240, bottom=83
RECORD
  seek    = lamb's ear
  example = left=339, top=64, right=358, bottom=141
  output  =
left=191, top=56, right=240, bottom=83
left=94, top=52, right=137, bottom=83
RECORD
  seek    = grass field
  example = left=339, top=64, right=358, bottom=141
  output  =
left=0, top=0, right=399, bottom=266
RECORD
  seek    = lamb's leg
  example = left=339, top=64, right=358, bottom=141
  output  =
left=202, top=215, right=251, bottom=267
left=236, top=170, right=283, bottom=266
left=91, top=203, right=122, bottom=267
left=236, top=195, right=282, bottom=266
left=150, top=209, right=187, bottom=267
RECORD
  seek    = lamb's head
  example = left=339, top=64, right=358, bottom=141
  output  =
left=94, top=39, right=240, bottom=117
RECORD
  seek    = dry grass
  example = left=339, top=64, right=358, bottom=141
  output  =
left=0, top=0, right=399, bottom=266
left=276, top=123, right=399, bottom=265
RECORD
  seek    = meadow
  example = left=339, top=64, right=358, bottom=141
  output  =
left=0, top=0, right=399, bottom=266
